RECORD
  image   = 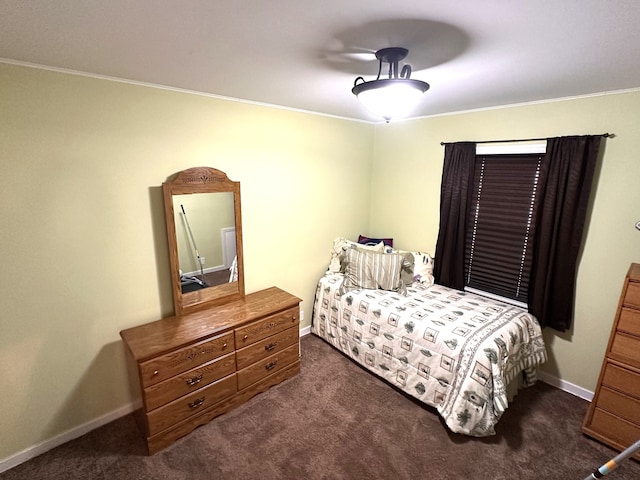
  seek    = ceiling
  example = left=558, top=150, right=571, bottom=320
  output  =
left=2, top=0, right=640, bottom=122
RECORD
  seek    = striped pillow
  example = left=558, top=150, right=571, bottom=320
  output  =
left=327, top=236, right=386, bottom=274
left=341, top=248, right=406, bottom=295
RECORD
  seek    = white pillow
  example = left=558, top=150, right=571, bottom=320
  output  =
left=412, top=252, right=435, bottom=286
left=394, top=249, right=435, bottom=286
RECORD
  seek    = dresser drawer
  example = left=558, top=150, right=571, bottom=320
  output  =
left=618, top=307, right=640, bottom=337
left=602, top=362, right=640, bottom=398
left=143, top=353, right=236, bottom=411
left=624, top=282, right=640, bottom=309
left=235, top=306, right=299, bottom=348
left=597, top=387, right=640, bottom=425
left=589, top=408, right=640, bottom=453
left=236, top=325, right=299, bottom=370
left=237, top=344, right=299, bottom=390
left=610, top=333, right=640, bottom=368
left=147, top=374, right=237, bottom=435
left=139, top=332, right=234, bottom=387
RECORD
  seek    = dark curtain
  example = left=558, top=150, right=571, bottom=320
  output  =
left=528, top=135, right=602, bottom=331
left=433, top=142, right=476, bottom=289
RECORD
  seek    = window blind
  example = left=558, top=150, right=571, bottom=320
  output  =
left=464, top=154, right=542, bottom=303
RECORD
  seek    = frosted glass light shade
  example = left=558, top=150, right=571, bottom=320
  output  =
left=353, top=78, right=429, bottom=122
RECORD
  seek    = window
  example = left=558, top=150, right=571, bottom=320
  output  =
left=463, top=152, right=543, bottom=306
left=435, top=137, right=601, bottom=331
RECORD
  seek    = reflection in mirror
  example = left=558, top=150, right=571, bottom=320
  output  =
left=173, top=192, right=237, bottom=293
left=163, top=167, right=244, bottom=315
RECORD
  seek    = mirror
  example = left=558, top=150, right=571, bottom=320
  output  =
left=172, top=192, right=236, bottom=291
left=163, top=167, right=244, bottom=315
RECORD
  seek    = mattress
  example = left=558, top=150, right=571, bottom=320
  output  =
left=311, top=273, right=547, bottom=436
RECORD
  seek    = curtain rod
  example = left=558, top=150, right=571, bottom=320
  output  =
left=440, top=133, right=613, bottom=146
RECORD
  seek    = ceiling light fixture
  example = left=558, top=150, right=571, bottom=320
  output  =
left=352, top=47, right=430, bottom=123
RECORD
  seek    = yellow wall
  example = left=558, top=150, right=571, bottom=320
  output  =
left=371, top=91, right=640, bottom=393
left=0, top=63, right=374, bottom=461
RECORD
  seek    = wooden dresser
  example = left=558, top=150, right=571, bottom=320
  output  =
left=120, top=287, right=301, bottom=454
left=583, top=263, right=640, bottom=459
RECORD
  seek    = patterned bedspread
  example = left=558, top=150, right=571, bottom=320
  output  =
left=311, top=274, right=547, bottom=436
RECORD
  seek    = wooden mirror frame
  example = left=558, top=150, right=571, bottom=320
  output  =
left=163, top=167, right=245, bottom=315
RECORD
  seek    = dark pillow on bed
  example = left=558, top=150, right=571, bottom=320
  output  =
left=340, top=248, right=406, bottom=295
left=358, top=235, right=393, bottom=247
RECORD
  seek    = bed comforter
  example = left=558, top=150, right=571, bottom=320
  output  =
left=311, top=273, right=547, bottom=436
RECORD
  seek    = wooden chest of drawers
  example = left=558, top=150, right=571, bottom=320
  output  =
left=120, top=287, right=301, bottom=454
left=583, top=263, right=640, bottom=459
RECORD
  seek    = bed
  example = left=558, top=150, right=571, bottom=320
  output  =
left=310, top=237, right=547, bottom=436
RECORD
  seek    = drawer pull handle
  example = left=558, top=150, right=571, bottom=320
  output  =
left=292, top=316, right=296, bottom=321
left=243, top=334, right=248, bottom=341
left=265, top=361, right=278, bottom=371
left=223, top=342, right=228, bottom=349
left=153, top=370, right=159, bottom=376
left=186, top=374, right=203, bottom=387
left=265, top=342, right=278, bottom=351
left=189, top=397, right=205, bottom=409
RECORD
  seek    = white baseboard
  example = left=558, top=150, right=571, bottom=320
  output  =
left=537, top=370, right=594, bottom=401
left=0, top=402, right=136, bottom=474
left=300, top=325, right=311, bottom=337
